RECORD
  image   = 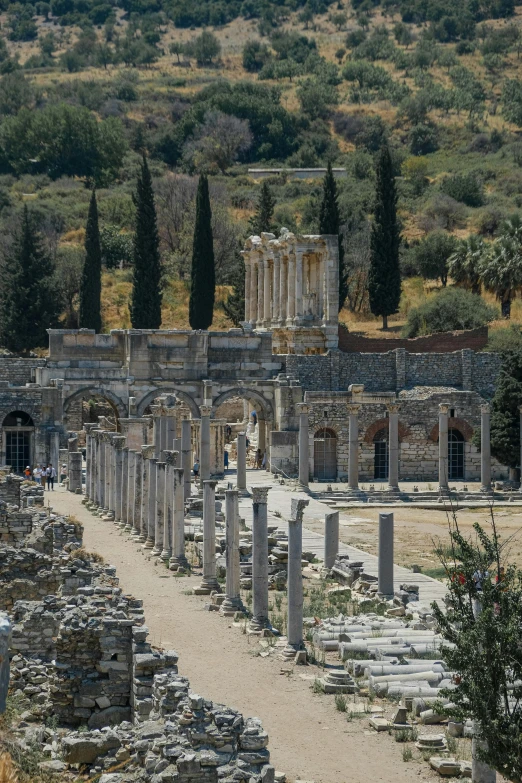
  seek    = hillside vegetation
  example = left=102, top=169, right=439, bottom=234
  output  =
left=2, top=0, right=522, bottom=336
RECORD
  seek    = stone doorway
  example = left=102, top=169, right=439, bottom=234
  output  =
left=314, top=428, right=337, bottom=481
left=3, top=411, right=34, bottom=473
left=373, top=428, right=388, bottom=480
left=448, top=428, right=464, bottom=480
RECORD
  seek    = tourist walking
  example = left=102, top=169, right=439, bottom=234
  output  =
left=33, top=466, right=41, bottom=484
left=193, top=459, right=200, bottom=481
left=224, top=450, right=229, bottom=472
left=24, top=466, right=31, bottom=480
left=60, top=463, right=67, bottom=483
left=46, top=465, right=56, bottom=490
left=255, top=448, right=262, bottom=469
left=41, top=469, right=47, bottom=490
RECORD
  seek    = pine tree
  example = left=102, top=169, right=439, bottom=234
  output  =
left=79, top=189, right=102, bottom=332
left=0, top=205, right=60, bottom=352
left=319, top=162, right=348, bottom=312
left=368, top=145, right=401, bottom=329
left=130, top=155, right=162, bottom=329
left=189, top=174, right=215, bottom=330
left=248, top=182, right=275, bottom=235
left=223, top=257, right=245, bottom=327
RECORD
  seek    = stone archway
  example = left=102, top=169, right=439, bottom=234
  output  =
left=136, top=388, right=200, bottom=419
left=63, top=387, right=127, bottom=431
left=210, top=387, right=274, bottom=421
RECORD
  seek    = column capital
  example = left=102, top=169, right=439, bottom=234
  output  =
left=142, top=444, right=155, bottom=459
left=203, top=479, right=218, bottom=489
left=439, top=403, right=450, bottom=414
left=164, top=449, right=179, bottom=466
left=200, top=405, right=212, bottom=418
left=113, top=435, right=126, bottom=450
left=225, top=487, right=239, bottom=498
left=252, top=486, right=270, bottom=503
left=347, top=403, right=361, bottom=415
left=151, top=404, right=162, bottom=418
left=387, top=403, right=400, bottom=415
left=296, top=403, right=310, bottom=416
left=481, top=404, right=491, bottom=415
left=291, top=497, right=309, bottom=522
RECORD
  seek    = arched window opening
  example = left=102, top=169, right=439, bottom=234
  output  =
left=373, top=427, right=388, bottom=480
left=3, top=411, right=34, bottom=427
left=448, top=428, right=464, bottom=480
left=314, top=428, right=337, bottom=481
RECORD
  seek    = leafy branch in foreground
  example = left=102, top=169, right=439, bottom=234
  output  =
left=432, top=510, right=522, bottom=782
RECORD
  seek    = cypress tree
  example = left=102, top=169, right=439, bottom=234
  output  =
left=368, top=144, right=401, bottom=329
left=79, top=189, right=102, bottom=332
left=319, top=161, right=348, bottom=312
left=248, top=182, right=275, bottom=235
left=130, top=155, right=162, bottom=329
left=0, top=205, right=60, bottom=352
left=489, top=349, right=522, bottom=470
left=223, top=258, right=245, bottom=327
left=189, top=174, right=215, bottom=330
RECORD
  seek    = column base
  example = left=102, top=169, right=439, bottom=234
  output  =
left=248, top=615, right=272, bottom=634
left=130, top=527, right=140, bottom=538
left=143, top=537, right=155, bottom=549
left=135, top=533, right=147, bottom=543
left=219, top=596, right=245, bottom=616
left=123, top=524, right=133, bottom=533
left=160, top=548, right=172, bottom=561
left=280, top=642, right=306, bottom=662
left=169, top=554, right=188, bottom=571
left=194, top=577, right=220, bottom=594
left=151, top=545, right=162, bottom=556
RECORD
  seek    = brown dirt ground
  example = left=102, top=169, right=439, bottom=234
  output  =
left=48, top=488, right=448, bottom=783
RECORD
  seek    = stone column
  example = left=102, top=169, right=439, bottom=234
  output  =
left=481, top=404, right=492, bottom=492
left=50, top=431, right=60, bottom=485
left=196, top=480, right=220, bottom=594
left=438, top=403, right=450, bottom=492
left=287, top=252, right=295, bottom=325
left=297, top=403, right=310, bottom=488
left=181, top=415, right=192, bottom=502
left=144, top=457, right=157, bottom=548
left=284, top=517, right=304, bottom=657
left=294, top=250, right=303, bottom=324
left=257, top=261, right=265, bottom=329
left=244, top=256, right=251, bottom=322
left=124, top=450, right=136, bottom=533
left=113, top=436, right=125, bottom=525
left=98, top=434, right=106, bottom=511
left=378, top=512, right=394, bottom=597
left=199, top=405, right=212, bottom=482
left=324, top=511, right=339, bottom=569
left=237, top=431, right=247, bottom=491
left=387, top=403, right=400, bottom=491
left=220, top=489, right=244, bottom=615
left=84, top=432, right=91, bottom=502
left=132, top=451, right=143, bottom=539
left=273, top=253, right=280, bottom=325
left=164, top=405, right=177, bottom=456
left=140, top=445, right=154, bottom=542
left=118, top=448, right=129, bottom=528
left=162, top=451, right=175, bottom=561
left=249, top=486, right=271, bottom=632
left=250, top=262, right=258, bottom=328
left=258, top=420, right=267, bottom=456
left=152, top=406, right=162, bottom=459
left=279, top=256, right=287, bottom=324
left=348, top=404, right=360, bottom=492
left=263, top=258, right=271, bottom=327
left=152, top=461, right=166, bottom=556
left=104, top=436, right=113, bottom=519
left=69, top=452, right=82, bottom=493
left=169, top=467, right=187, bottom=570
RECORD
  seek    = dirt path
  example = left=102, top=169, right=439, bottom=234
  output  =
left=50, top=488, right=438, bottom=783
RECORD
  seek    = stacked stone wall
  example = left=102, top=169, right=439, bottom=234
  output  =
left=0, top=474, right=21, bottom=504
left=0, top=508, right=32, bottom=545
left=0, top=358, right=45, bottom=385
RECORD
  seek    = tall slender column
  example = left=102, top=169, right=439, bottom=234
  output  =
left=113, top=436, right=125, bottom=525
left=324, top=511, right=339, bottom=569
left=118, top=448, right=129, bottom=528
left=257, top=261, right=265, bottom=329
left=196, top=480, right=220, bottom=593
left=170, top=467, right=187, bottom=569
left=162, top=451, right=175, bottom=561
left=221, top=489, right=245, bottom=615
left=84, top=432, right=91, bottom=502
left=348, top=404, right=360, bottom=491
left=249, top=486, right=271, bottom=632
left=263, top=258, right=271, bottom=326
left=297, top=403, right=310, bottom=488
left=125, top=450, right=136, bottom=533
left=438, top=403, right=450, bottom=492
left=144, top=457, right=157, bottom=548
left=294, top=250, right=303, bottom=324
left=283, top=516, right=304, bottom=657
left=132, top=451, right=143, bottom=538
left=140, top=445, right=154, bottom=542
left=164, top=406, right=177, bottom=456
left=200, top=405, right=211, bottom=482
left=69, top=452, right=82, bottom=493
left=273, top=253, right=280, bottom=326
left=481, top=404, right=491, bottom=492
left=387, top=403, right=400, bottom=491
left=237, top=431, right=247, bottom=491
left=287, top=252, right=295, bottom=325
left=378, top=512, right=394, bottom=597
left=181, top=415, right=192, bottom=502
left=250, top=262, right=258, bottom=328
left=152, top=461, right=166, bottom=556
left=98, top=434, right=106, bottom=512
left=244, top=255, right=251, bottom=323
left=279, top=256, right=287, bottom=324
left=104, top=436, right=113, bottom=518
left=152, top=406, right=162, bottom=459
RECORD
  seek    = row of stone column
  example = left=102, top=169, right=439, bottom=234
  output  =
left=298, top=401, right=496, bottom=492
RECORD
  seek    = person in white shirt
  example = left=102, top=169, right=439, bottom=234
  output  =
left=33, top=466, right=41, bottom=484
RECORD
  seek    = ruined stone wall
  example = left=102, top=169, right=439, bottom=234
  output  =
left=0, top=359, right=45, bottom=385
left=0, top=474, right=21, bottom=505
left=0, top=507, right=32, bottom=545
left=0, top=548, right=61, bottom=610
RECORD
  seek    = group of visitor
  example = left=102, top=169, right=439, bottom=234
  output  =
left=23, top=464, right=57, bottom=490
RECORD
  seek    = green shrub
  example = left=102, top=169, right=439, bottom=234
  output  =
left=402, top=287, right=497, bottom=337
left=440, top=172, right=484, bottom=207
